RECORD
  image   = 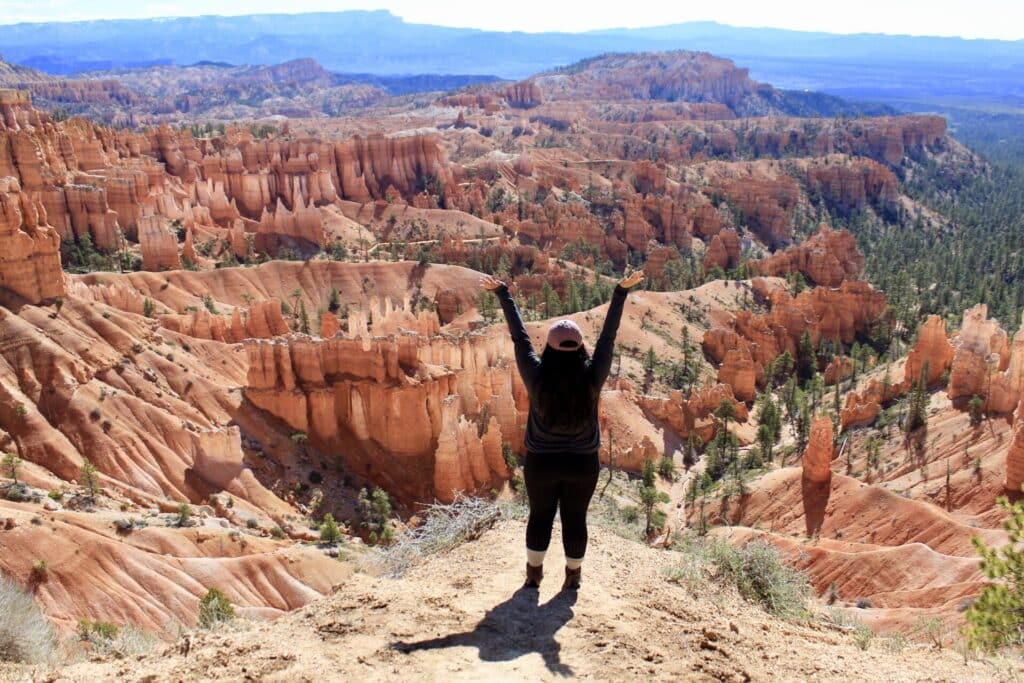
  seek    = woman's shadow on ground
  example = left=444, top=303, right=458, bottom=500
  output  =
left=391, top=586, right=578, bottom=676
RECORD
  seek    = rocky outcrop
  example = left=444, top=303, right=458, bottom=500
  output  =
left=0, top=176, right=66, bottom=303
left=637, top=383, right=748, bottom=444
left=948, top=304, right=1017, bottom=414
left=803, top=157, right=899, bottom=216
left=703, top=279, right=888, bottom=401
left=244, top=329, right=523, bottom=503
left=704, top=162, right=800, bottom=248
left=1, top=93, right=458, bottom=264
left=750, top=225, right=864, bottom=287
left=717, top=347, right=759, bottom=403
left=533, top=52, right=761, bottom=112
left=703, top=228, right=740, bottom=272
left=1006, top=403, right=1024, bottom=493
left=332, top=133, right=454, bottom=204
left=839, top=307, right=1022, bottom=431
left=138, top=218, right=181, bottom=271
left=158, top=299, right=289, bottom=342
left=905, top=315, right=954, bottom=387
left=802, top=416, right=833, bottom=483
left=840, top=377, right=901, bottom=431
left=253, top=197, right=324, bottom=254
left=823, top=356, right=853, bottom=386
left=503, top=81, right=542, bottom=109
left=320, top=312, right=341, bottom=338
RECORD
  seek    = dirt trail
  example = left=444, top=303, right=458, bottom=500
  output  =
left=21, top=519, right=1012, bottom=683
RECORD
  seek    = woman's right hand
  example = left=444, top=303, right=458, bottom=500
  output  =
left=479, top=274, right=505, bottom=291
left=618, top=269, right=644, bottom=290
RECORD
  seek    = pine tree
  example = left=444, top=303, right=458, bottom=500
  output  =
left=80, top=460, right=100, bottom=501
left=477, top=290, right=497, bottom=323
left=797, top=329, right=816, bottom=380
left=965, top=495, right=1024, bottom=651
left=2, top=452, right=20, bottom=484
left=299, top=300, right=311, bottom=335
left=639, top=458, right=669, bottom=537
left=906, top=362, right=930, bottom=435
left=715, top=397, right=737, bottom=436
left=968, top=394, right=985, bottom=425
left=319, top=513, right=342, bottom=544
left=541, top=281, right=561, bottom=318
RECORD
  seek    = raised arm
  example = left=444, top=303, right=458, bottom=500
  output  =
left=482, top=275, right=541, bottom=393
left=590, top=270, right=644, bottom=390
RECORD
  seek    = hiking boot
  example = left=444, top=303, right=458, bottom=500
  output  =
left=563, top=566, right=582, bottom=590
left=525, top=562, right=543, bottom=588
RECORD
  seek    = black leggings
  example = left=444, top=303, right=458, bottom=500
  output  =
left=524, top=450, right=600, bottom=559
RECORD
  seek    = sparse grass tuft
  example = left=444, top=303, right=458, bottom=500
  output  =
left=0, top=574, right=59, bottom=664
left=197, top=588, right=235, bottom=629
left=853, top=622, right=875, bottom=650
left=664, top=536, right=811, bottom=620
left=885, top=630, right=909, bottom=654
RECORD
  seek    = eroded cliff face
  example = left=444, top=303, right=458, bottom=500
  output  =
left=750, top=225, right=865, bottom=287
left=948, top=304, right=1020, bottom=415
left=244, top=326, right=522, bottom=504
left=0, top=176, right=66, bottom=303
left=532, top=52, right=763, bottom=112
left=1007, top=402, right=1024, bottom=493
left=0, top=90, right=459, bottom=265
left=840, top=306, right=1024, bottom=431
left=703, top=278, right=889, bottom=401
left=637, top=383, right=748, bottom=444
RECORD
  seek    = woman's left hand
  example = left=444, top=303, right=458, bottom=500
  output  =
left=618, top=269, right=644, bottom=290
left=479, top=274, right=505, bottom=291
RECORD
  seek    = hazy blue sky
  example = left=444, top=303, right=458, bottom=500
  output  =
left=1, top=0, right=1022, bottom=40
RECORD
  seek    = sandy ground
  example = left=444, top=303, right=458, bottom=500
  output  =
left=9, top=518, right=1016, bottom=683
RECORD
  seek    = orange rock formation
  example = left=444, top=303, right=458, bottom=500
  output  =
left=244, top=324, right=521, bottom=504
left=704, top=279, right=888, bottom=401
left=802, top=416, right=834, bottom=483
left=0, top=176, right=66, bottom=303
left=750, top=225, right=864, bottom=287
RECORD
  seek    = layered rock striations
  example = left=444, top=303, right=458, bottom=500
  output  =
left=533, top=52, right=763, bottom=112
left=0, top=176, right=66, bottom=303
left=948, top=305, right=1021, bottom=415
left=637, top=383, right=748, bottom=444
left=750, top=225, right=865, bottom=287
left=0, top=91, right=458, bottom=265
left=244, top=328, right=520, bottom=503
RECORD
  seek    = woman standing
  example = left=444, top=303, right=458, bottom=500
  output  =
left=480, top=270, right=643, bottom=590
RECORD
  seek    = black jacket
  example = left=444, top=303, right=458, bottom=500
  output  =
left=497, top=283, right=629, bottom=454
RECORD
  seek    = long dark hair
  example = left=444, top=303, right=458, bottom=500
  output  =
left=535, top=345, right=593, bottom=431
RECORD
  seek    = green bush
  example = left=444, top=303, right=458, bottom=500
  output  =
left=707, top=539, right=810, bottom=619
left=319, top=513, right=342, bottom=545
left=77, top=618, right=119, bottom=642
left=197, top=588, right=235, bottom=629
left=657, top=456, right=676, bottom=481
left=175, top=503, right=192, bottom=528
left=853, top=622, right=875, bottom=651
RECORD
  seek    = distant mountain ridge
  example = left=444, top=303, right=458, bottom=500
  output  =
left=0, top=55, right=500, bottom=124
left=1, top=10, right=1022, bottom=107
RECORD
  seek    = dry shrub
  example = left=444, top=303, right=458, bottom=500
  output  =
left=0, top=574, right=58, bottom=664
